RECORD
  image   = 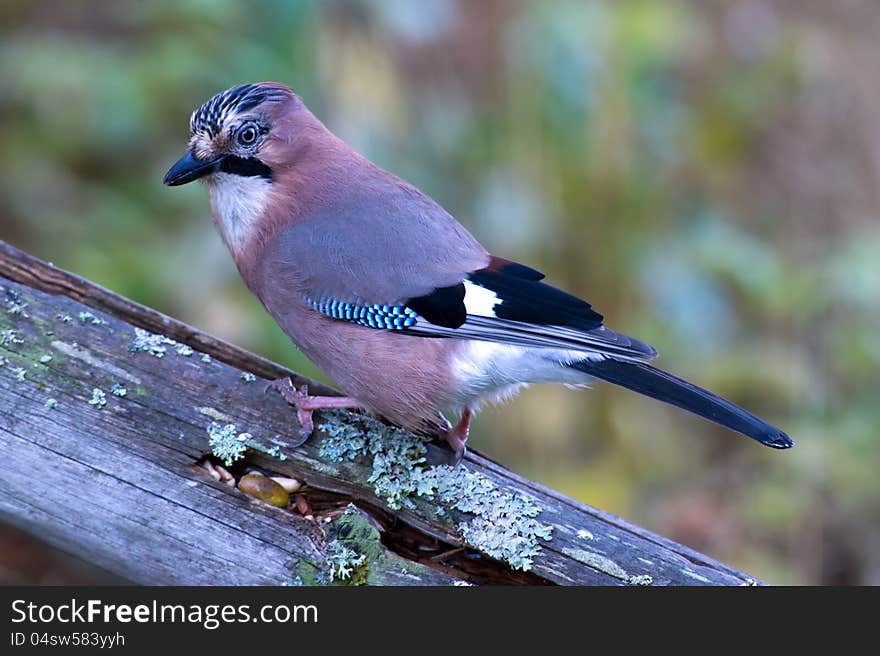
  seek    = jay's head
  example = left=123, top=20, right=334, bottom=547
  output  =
left=163, top=82, right=301, bottom=188
left=164, top=82, right=324, bottom=258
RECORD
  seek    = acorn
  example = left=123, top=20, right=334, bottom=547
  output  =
left=238, top=473, right=290, bottom=508
left=270, top=476, right=302, bottom=493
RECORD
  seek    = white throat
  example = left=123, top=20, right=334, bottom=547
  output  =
left=205, top=172, right=272, bottom=256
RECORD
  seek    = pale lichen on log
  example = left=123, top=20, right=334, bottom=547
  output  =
left=317, top=412, right=553, bottom=571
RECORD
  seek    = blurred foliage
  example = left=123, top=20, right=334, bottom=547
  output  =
left=2, top=0, right=878, bottom=585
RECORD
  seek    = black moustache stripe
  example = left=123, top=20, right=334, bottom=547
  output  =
left=219, top=156, right=273, bottom=181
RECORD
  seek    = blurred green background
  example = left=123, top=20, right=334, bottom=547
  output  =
left=2, top=0, right=878, bottom=585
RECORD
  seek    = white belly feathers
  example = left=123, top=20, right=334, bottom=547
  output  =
left=448, top=340, right=601, bottom=411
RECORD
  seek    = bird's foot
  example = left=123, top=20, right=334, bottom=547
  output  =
left=442, top=408, right=472, bottom=467
left=267, top=378, right=363, bottom=446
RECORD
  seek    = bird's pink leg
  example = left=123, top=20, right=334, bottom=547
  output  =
left=269, top=378, right=363, bottom=445
left=444, top=408, right=473, bottom=466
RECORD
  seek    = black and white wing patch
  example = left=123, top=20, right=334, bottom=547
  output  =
left=406, top=260, right=655, bottom=361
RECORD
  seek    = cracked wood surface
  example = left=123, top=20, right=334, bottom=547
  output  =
left=0, top=240, right=759, bottom=585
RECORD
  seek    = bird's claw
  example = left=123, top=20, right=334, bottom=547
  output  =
left=294, top=408, right=315, bottom=447
left=267, top=377, right=307, bottom=403
left=447, top=443, right=467, bottom=467
left=268, top=377, right=317, bottom=445
left=268, top=377, right=364, bottom=447
left=441, top=408, right=471, bottom=468
left=443, top=435, right=467, bottom=467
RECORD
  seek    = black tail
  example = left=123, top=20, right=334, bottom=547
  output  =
left=572, top=359, right=793, bottom=449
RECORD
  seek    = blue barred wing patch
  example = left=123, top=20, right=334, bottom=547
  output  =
left=305, top=296, right=418, bottom=330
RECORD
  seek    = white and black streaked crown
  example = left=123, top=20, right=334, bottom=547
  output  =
left=189, top=83, right=287, bottom=138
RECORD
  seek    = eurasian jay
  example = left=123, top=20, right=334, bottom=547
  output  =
left=164, top=82, right=792, bottom=462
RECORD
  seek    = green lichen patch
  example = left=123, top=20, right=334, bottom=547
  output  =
left=206, top=422, right=248, bottom=466
left=284, top=507, right=376, bottom=586
left=289, top=560, right=327, bottom=587
left=88, top=388, right=107, bottom=409
left=1, top=329, right=24, bottom=346
left=577, top=529, right=594, bottom=540
left=318, top=412, right=432, bottom=510
left=129, top=327, right=195, bottom=359
left=129, top=327, right=204, bottom=361
left=247, top=441, right=288, bottom=461
left=318, top=504, right=468, bottom=586
left=129, top=327, right=176, bottom=358
left=563, top=547, right=654, bottom=585
left=321, top=504, right=404, bottom=585
left=427, top=466, right=552, bottom=571
left=285, top=504, right=464, bottom=586
left=563, top=548, right=628, bottom=580
left=175, top=344, right=194, bottom=357
left=317, top=413, right=553, bottom=571
left=6, top=301, right=29, bottom=317
left=327, top=540, right=367, bottom=584
left=4, top=288, right=29, bottom=317
left=77, top=311, right=104, bottom=326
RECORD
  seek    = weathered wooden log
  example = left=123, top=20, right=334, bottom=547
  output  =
left=0, top=240, right=759, bottom=585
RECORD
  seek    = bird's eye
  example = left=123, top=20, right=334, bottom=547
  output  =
left=237, top=125, right=258, bottom=147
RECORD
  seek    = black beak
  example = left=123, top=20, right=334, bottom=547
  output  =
left=163, top=151, right=224, bottom=186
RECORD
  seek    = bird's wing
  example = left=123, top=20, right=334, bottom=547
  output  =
left=263, top=173, right=655, bottom=362
left=267, top=173, right=490, bottom=306
left=402, top=258, right=657, bottom=361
